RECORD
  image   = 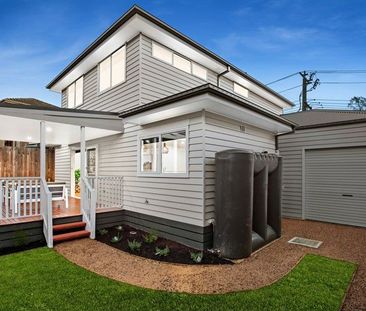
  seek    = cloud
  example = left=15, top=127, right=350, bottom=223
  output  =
left=213, top=26, right=324, bottom=58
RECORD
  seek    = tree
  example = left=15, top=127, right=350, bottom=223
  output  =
left=348, top=96, right=366, bottom=111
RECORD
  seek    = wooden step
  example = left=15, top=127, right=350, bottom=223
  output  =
left=53, top=230, right=90, bottom=243
left=53, top=221, right=86, bottom=232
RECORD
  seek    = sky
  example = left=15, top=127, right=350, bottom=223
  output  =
left=1, top=0, right=366, bottom=110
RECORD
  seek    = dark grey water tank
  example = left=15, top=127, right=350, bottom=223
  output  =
left=214, top=149, right=282, bottom=259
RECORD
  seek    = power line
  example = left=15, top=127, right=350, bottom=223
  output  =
left=321, top=81, right=366, bottom=84
left=307, top=70, right=366, bottom=74
left=278, top=84, right=302, bottom=93
left=265, top=72, right=299, bottom=86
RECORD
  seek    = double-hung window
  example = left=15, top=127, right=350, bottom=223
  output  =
left=67, top=76, right=83, bottom=108
left=99, top=46, right=126, bottom=93
left=139, top=130, right=187, bottom=176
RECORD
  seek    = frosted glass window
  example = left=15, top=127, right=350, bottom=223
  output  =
left=111, top=46, right=126, bottom=87
left=234, top=83, right=249, bottom=98
left=67, top=83, right=75, bottom=108
left=152, top=43, right=173, bottom=64
left=99, top=57, right=111, bottom=92
left=192, top=63, right=207, bottom=80
left=141, top=137, right=159, bottom=173
left=161, top=131, right=187, bottom=174
left=173, top=54, right=191, bottom=73
left=75, top=77, right=83, bottom=106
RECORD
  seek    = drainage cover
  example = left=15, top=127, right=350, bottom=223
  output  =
left=288, top=237, right=322, bottom=249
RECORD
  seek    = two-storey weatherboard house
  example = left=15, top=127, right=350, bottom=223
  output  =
left=4, top=6, right=294, bottom=249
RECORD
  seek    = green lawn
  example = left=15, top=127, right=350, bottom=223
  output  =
left=0, top=248, right=355, bottom=311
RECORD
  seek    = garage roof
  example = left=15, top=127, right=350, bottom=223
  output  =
left=283, top=109, right=366, bottom=129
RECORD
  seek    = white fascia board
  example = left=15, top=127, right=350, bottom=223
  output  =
left=123, top=94, right=292, bottom=134
left=49, top=14, right=291, bottom=110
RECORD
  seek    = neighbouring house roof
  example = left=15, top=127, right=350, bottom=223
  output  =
left=0, top=98, right=60, bottom=110
left=282, top=109, right=366, bottom=129
left=46, top=5, right=293, bottom=107
left=119, top=84, right=296, bottom=129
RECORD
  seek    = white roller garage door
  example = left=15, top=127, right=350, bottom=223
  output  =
left=305, top=147, right=366, bottom=227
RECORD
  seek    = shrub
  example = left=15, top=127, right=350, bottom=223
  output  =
left=190, top=252, right=203, bottom=263
left=110, top=233, right=122, bottom=243
left=142, top=230, right=158, bottom=244
left=128, top=239, right=142, bottom=252
left=155, top=246, right=170, bottom=257
left=98, top=228, right=108, bottom=236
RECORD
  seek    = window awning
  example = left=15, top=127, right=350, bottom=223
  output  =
left=0, top=105, right=123, bottom=145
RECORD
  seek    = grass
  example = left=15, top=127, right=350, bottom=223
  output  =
left=0, top=248, right=356, bottom=311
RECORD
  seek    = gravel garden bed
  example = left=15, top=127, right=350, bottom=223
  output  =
left=96, top=224, right=232, bottom=265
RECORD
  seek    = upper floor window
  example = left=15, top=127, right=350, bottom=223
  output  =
left=234, top=82, right=249, bottom=98
left=99, top=46, right=126, bottom=93
left=67, top=76, right=83, bottom=108
left=152, top=42, right=207, bottom=81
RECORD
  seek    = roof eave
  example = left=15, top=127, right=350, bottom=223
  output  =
left=119, top=84, right=295, bottom=128
left=46, top=5, right=292, bottom=107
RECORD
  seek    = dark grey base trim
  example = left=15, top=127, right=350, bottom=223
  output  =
left=120, top=210, right=212, bottom=250
left=0, top=210, right=213, bottom=251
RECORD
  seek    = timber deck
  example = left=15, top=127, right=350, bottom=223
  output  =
left=0, top=197, right=120, bottom=226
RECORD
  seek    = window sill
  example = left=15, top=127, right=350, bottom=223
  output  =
left=137, top=172, right=189, bottom=178
left=98, top=79, right=127, bottom=96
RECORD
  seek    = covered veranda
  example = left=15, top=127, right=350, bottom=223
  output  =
left=0, top=103, right=124, bottom=246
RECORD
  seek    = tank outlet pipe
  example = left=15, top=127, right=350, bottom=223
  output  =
left=217, top=66, right=231, bottom=86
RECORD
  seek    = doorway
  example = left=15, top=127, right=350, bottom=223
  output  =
left=70, top=146, right=97, bottom=198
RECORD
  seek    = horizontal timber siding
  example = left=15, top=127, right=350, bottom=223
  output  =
left=55, top=145, right=71, bottom=192
left=140, top=34, right=213, bottom=104
left=277, top=122, right=366, bottom=219
left=61, top=35, right=140, bottom=112
left=55, top=113, right=205, bottom=227
left=203, top=112, right=276, bottom=225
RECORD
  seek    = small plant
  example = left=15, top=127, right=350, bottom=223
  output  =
left=155, top=246, right=170, bottom=257
left=142, top=230, right=158, bottom=244
left=110, top=233, right=122, bottom=243
left=128, top=239, right=142, bottom=252
left=115, top=225, right=123, bottom=231
left=190, top=251, right=203, bottom=263
left=98, top=228, right=108, bottom=236
left=74, top=169, right=80, bottom=185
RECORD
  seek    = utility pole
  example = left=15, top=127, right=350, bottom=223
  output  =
left=299, top=71, right=320, bottom=111
left=300, top=71, right=308, bottom=111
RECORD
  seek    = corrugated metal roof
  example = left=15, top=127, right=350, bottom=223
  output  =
left=0, top=98, right=60, bottom=110
left=282, top=109, right=366, bottom=128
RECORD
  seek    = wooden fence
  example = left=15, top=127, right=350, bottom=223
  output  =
left=0, top=144, right=55, bottom=181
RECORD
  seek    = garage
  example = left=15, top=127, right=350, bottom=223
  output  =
left=305, top=147, right=366, bottom=227
left=278, top=109, right=366, bottom=227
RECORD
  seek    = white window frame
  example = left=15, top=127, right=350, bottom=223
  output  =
left=137, top=126, right=189, bottom=178
left=98, top=45, right=127, bottom=94
left=67, top=76, right=83, bottom=108
left=151, top=40, right=208, bottom=81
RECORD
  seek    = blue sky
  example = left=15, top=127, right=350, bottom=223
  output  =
left=1, top=0, right=366, bottom=110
